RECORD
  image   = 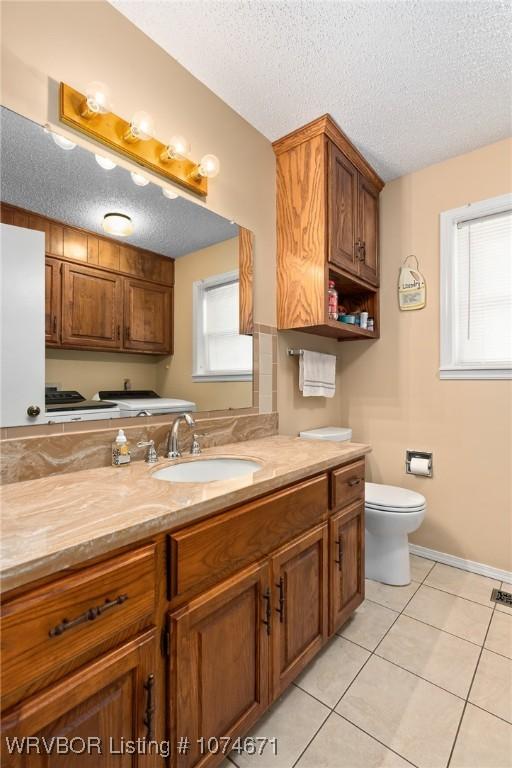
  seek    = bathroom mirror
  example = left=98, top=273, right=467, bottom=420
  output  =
left=0, top=107, right=253, bottom=428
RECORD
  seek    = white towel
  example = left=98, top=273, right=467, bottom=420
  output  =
left=299, top=350, right=336, bottom=397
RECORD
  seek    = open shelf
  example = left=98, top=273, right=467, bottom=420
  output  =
left=298, top=319, right=378, bottom=341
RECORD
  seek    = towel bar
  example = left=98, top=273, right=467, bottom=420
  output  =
left=287, top=348, right=304, bottom=356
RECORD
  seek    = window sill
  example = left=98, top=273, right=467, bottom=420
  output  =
left=192, top=373, right=253, bottom=383
left=440, top=368, right=512, bottom=380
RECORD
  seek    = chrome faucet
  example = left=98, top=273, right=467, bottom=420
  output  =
left=167, top=413, right=195, bottom=459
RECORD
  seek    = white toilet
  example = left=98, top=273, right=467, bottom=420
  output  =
left=365, top=482, right=426, bottom=586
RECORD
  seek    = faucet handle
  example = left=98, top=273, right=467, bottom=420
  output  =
left=190, top=433, right=203, bottom=456
left=137, top=440, right=158, bottom=463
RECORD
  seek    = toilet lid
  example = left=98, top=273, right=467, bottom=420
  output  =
left=365, top=482, right=426, bottom=510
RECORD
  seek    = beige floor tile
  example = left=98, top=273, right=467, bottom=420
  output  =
left=338, top=600, right=399, bottom=651
left=410, top=554, right=435, bottom=582
left=365, top=579, right=420, bottom=612
left=376, top=614, right=480, bottom=698
left=230, top=684, right=329, bottom=768
left=469, top=649, right=512, bottom=723
left=425, top=563, right=499, bottom=607
left=485, top=610, right=512, bottom=659
left=295, top=635, right=369, bottom=707
left=404, top=585, right=492, bottom=645
left=336, top=655, right=464, bottom=768
left=450, top=704, right=512, bottom=768
left=295, top=712, right=412, bottom=768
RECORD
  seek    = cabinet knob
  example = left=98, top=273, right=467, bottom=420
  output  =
left=27, top=405, right=41, bottom=417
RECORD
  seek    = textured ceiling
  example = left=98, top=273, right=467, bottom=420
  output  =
left=111, top=0, right=512, bottom=181
left=0, top=108, right=237, bottom=258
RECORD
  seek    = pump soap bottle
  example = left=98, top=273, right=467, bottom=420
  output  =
left=112, top=429, right=131, bottom=466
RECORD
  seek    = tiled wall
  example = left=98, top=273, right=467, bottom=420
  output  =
left=0, top=326, right=278, bottom=483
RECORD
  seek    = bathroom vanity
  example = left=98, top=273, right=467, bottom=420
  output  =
left=0, top=436, right=368, bottom=767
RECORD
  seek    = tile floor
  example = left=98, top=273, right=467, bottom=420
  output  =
left=223, top=555, right=512, bottom=768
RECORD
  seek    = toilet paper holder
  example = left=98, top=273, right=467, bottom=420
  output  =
left=406, top=450, right=433, bottom=477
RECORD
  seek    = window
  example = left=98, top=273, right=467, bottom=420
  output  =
left=193, top=270, right=253, bottom=381
left=440, top=193, right=512, bottom=379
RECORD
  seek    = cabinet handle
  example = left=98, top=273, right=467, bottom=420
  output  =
left=275, top=577, right=285, bottom=623
left=348, top=478, right=361, bottom=487
left=52, top=316, right=57, bottom=334
left=125, top=326, right=130, bottom=340
left=335, top=538, right=343, bottom=571
left=360, top=241, right=366, bottom=263
left=48, top=594, right=128, bottom=637
left=117, top=324, right=120, bottom=341
left=26, top=405, right=41, bottom=417
left=143, top=674, right=155, bottom=741
left=356, top=239, right=363, bottom=260
left=262, top=587, right=272, bottom=635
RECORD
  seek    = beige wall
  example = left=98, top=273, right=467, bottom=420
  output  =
left=156, top=238, right=253, bottom=411
left=45, top=349, right=161, bottom=401
left=335, top=138, right=511, bottom=571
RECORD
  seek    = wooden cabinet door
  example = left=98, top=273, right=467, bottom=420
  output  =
left=270, top=525, right=328, bottom=697
left=328, top=141, right=358, bottom=275
left=170, top=562, right=270, bottom=768
left=61, top=263, right=122, bottom=349
left=1, top=629, right=157, bottom=767
left=123, top=278, right=172, bottom=354
left=45, top=257, right=61, bottom=345
left=357, top=176, right=379, bottom=286
left=330, top=501, right=365, bottom=634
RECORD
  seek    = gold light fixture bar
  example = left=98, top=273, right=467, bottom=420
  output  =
left=59, top=82, right=208, bottom=197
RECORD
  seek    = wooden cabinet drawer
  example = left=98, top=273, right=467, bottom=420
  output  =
left=330, top=459, right=365, bottom=511
left=168, top=474, right=328, bottom=603
left=1, top=544, right=156, bottom=705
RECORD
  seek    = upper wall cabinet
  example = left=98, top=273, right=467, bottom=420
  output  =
left=273, top=115, right=384, bottom=341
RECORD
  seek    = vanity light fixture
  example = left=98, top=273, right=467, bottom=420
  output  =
left=123, top=111, right=155, bottom=143
left=80, top=81, right=111, bottom=119
left=162, top=188, right=179, bottom=200
left=130, top=171, right=150, bottom=187
left=51, top=132, right=76, bottom=151
left=95, top=154, right=116, bottom=170
left=102, top=213, right=133, bottom=237
left=60, top=82, right=215, bottom=196
left=160, top=135, right=191, bottom=162
left=191, top=154, right=220, bottom=180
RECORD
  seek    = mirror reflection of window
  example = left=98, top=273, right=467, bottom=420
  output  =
left=193, top=271, right=253, bottom=381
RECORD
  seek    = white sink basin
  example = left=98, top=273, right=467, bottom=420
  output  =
left=152, top=457, right=262, bottom=483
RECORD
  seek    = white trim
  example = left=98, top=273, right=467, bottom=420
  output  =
left=439, top=193, right=512, bottom=380
left=409, top=543, right=512, bottom=585
left=192, top=373, right=252, bottom=382
left=440, top=368, right=512, bottom=380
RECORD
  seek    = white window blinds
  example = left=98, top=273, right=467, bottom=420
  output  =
left=193, top=271, right=252, bottom=380
left=455, top=211, right=512, bottom=368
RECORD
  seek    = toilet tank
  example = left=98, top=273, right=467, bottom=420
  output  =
left=299, top=426, right=352, bottom=442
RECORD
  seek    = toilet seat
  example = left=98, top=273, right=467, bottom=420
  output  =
left=365, top=482, right=426, bottom=512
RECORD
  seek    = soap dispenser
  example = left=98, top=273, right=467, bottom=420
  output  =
left=112, top=429, right=131, bottom=466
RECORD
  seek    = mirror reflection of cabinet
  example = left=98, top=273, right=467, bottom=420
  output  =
left=61, top=263, right=123, bottom=350
left=45, top=257, right=61, bottom=345
left=123, top=278, right=173, bottom=355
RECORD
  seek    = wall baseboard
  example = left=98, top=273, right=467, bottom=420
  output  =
left=409, top=544, right=512, bottom=585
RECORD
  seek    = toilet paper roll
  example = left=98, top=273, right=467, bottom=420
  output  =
left=409, top=457, right=430, bottom=476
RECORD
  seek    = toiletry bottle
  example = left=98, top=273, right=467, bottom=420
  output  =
left=112, top=429, right=131, bottom=466
left=328, top=281, right=338, bottom=320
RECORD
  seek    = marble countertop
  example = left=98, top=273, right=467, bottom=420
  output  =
left=0, top=435, right=371, bottom=594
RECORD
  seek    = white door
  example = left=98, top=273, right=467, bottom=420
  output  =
left=0, top=223, right=46, bottom=427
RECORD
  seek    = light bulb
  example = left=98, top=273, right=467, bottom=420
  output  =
left=160, top=134, right=191, bottom=162
left=95, top=154, right=116, bottom=170
left=81, top=81, right=111, bottom=118
left=102, top=213, right=133, bottom=237
left=124, top=110, right=154, bottom=142
left=51, top=133, right=76, bottom=151
left=196, top=154, right=220, bottom=179
left=130, top=171, right=150, bottom=187
left=162, top=188, right=178, bottom=200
